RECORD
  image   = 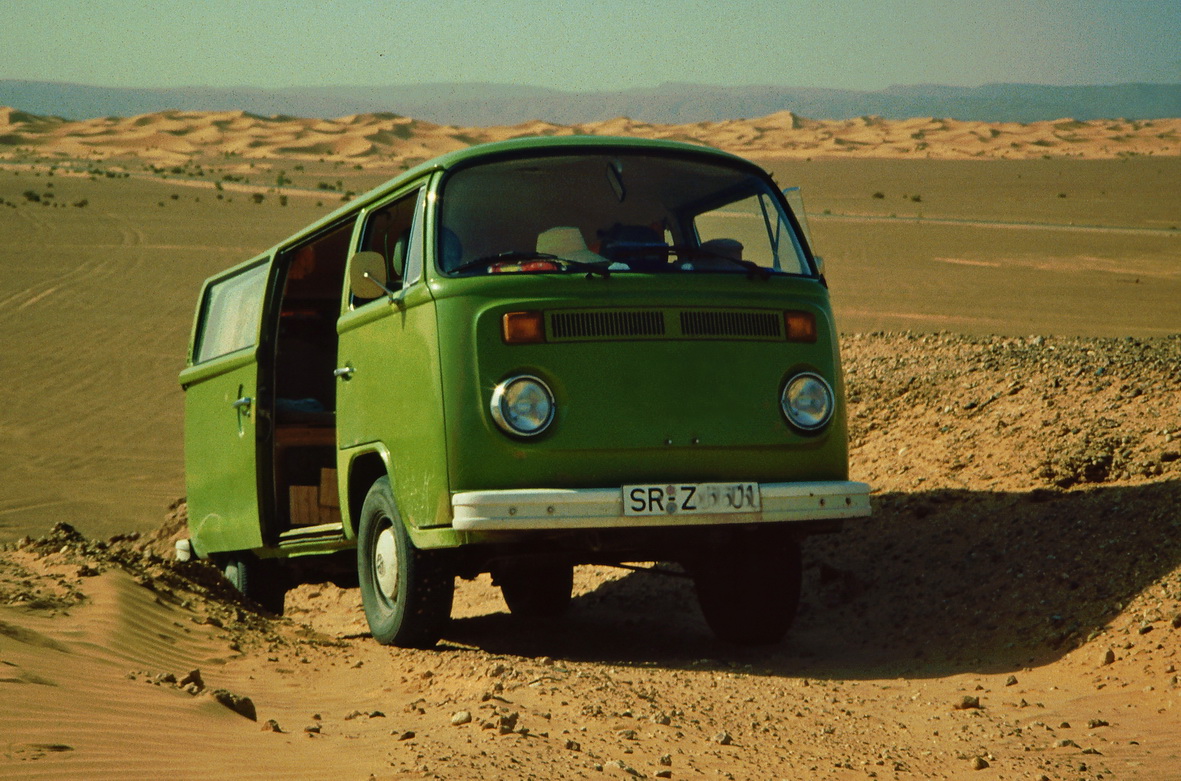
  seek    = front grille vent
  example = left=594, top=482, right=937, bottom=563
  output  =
left=550, top=310, right=665, bottom=339
left=680, top=310, right=782, bottom=338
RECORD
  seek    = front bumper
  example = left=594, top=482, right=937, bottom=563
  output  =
left=451, top=480, right=871, bottom=531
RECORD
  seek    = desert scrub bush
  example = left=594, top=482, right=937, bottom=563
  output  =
left=22, top=189, right=40, bottom=202
left=872, top=191, right=885, bottom=199
left=251, top=193, right=265, bottom=204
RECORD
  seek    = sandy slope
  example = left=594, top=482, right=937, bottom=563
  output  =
left=1, top=114, right=1179, bottom=779
left=2, top=106, right=1179, bottom=167
left=3, top=333, right=1180, bottom=780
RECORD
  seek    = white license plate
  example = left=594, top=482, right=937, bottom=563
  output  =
left=623, top=482, right=761, bottom=516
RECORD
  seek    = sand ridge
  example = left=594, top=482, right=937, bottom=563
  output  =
left=2, top=332, right=1181, bottom=780
left=1, top=106, right=1178, bottom=166
left=1, top=112, right=1180, bottom=778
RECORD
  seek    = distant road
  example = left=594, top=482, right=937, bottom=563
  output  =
left=810, top=212, right=1181, bottom=237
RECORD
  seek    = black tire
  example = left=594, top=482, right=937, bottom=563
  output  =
left=357, top=477, right=453, bottom=647
left=496, top=562, right=574, bottom=618
left=220, top=552, right=286, bottom=615
left=692, top=531, right=802, bottom=645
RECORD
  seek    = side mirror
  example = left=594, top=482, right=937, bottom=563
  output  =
left=348, top=251, right=397, bottom=301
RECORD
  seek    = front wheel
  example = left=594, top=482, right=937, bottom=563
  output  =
left=357, top=477, right=453, bottom=647
left=692, top=531, right=802, bottom=645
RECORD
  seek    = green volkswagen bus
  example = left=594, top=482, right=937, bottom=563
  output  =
left=179, top=136, right=870, bottom=646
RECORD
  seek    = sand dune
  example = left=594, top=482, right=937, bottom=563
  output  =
left=3, top=333, right=1181, bottom=780
left=1, top=106, right=1177, bottom=167
left=1, top=103, right=1180, bottom=778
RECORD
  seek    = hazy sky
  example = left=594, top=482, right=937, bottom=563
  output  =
left=3, top=0, right=1178, bottom=91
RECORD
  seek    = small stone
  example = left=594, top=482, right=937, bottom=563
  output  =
left=604, top=759, right=642, bottom=777
left=1172, top=614, right=1181, bottom=629
left=210, top=689, right=257, bottom=721
left=1082, top=748, right=1103, bottom=755
left=954, top=695, right=981, bottom=710
left=1101, top=648, right=1116, bottom=666
left=1059, top=721, right=1071, bottom=729
left=261, top=719, right=283, bottom=733
left=712, top=731, right=733, bottom=745
left=565, top=739, right=581, bottom=751
left=616, top=728, right=638, bottom=740
left=659, top=753, right=672, bottom=766
left=179, top=669, right=204, bottom=690
left=368, top=710, right=385, bottom=718
left=344, top=710, right=364, bottom=720
left=154, top=672, right=177, bottom=685
left=1004, top=675, right=1018, bottom=686
left=651, top=712, right=672, bottom=726
left=498, top=711, right=519, bottom=734
left=656, top=771, right=673, bottom=779
left=1056, top=738, right=1079, bottom=748
left=451, top=710, right=472, bottom=726
left=1087, top=719, right=1109, bottom=728
left=395, top=730, right=415, bottom=741
left=971, top=757, right=989, bottom=770
left=303, top=724, right=321, bottom=734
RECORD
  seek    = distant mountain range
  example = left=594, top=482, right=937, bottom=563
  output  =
left=1, top=80, right=1178, bottom=124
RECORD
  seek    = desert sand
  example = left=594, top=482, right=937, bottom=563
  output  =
left=1, top=109, right=1179, bottom=779
left=2, top=107, right=1179, bottom=165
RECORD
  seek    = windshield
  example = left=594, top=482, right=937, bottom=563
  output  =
left=437, top=153, right=812, bottom=277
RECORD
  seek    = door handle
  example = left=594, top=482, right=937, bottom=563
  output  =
left=231, top=396, right=252, bottom=417
left=333, top=366, right=355, bottom=380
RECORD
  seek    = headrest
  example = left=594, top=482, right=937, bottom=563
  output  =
left=537, top=226, right=608, bottom=265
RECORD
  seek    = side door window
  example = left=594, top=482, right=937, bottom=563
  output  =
left=193, top=261, right=268, bottom=363
left=693, top=193, right=808, bottom=275
left=354, top=187, right=425, bottom=303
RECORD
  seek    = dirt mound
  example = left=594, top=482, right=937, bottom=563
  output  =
left=3, top=333, right=1180, bottom=780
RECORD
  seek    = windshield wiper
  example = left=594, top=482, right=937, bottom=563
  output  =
left=449, top=250, right=610, bottom=278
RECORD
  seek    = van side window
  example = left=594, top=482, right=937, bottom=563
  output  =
left=194, top=262, right=268, bottom=363
left=358, top=188, right=424, bottom=294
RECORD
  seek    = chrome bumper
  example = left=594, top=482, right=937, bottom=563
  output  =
left=451, top=481, right=871, bottom=531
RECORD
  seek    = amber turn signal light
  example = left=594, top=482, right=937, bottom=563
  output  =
left=784, top=310, right=817, bottom=343
left=502, top=311, right=546, bottom=344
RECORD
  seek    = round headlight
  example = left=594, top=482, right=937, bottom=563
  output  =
left=781, top=372, right=834, bottom=432
left=490, top=375, right=555, bottom=437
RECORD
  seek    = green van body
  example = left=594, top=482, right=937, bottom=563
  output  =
left=179, top=136, right=870, bottom=645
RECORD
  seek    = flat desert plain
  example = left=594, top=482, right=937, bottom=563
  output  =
left=1, top=110, right=1180, bottom=780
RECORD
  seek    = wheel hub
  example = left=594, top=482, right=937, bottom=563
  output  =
left=374, top=526, right=399, bottom=601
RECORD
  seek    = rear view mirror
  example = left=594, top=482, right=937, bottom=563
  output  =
left=348, top=251, right=396, bottom=300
